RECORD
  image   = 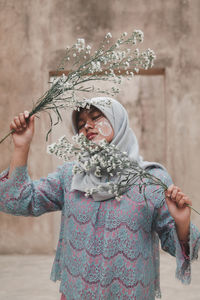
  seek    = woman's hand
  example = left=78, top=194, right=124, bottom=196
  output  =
left=165, top=184, right=192, bottom=223
left=10, top=111, right=35, bottom=149
left=165, top=184, right=192, bottom=241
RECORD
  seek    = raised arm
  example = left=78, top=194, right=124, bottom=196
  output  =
left=8, top=110, right=35, bottom=177
left=0, top=111, right=71, bottom=216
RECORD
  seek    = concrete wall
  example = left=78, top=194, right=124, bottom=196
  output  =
left=0, top=0, right=200, bottom=253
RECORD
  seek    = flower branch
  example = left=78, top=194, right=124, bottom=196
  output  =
left=0, top=30, right=156, bottom=144
left=47, top=133, right=200, bottom=215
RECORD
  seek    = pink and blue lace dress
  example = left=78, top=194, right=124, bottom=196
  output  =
left=0, top=163, right=199, bottom=300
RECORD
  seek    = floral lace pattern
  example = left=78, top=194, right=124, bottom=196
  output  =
left=0, top=164, right=200, bottom=299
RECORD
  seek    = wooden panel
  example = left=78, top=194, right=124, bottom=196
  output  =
left=49, top=68, right=165, bottom=77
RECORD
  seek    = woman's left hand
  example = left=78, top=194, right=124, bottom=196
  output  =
left=165, top=184, right=192, bottom=225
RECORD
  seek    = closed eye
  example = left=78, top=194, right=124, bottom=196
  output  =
left=78, top=122, right=85, bottom=130
left=77, top=113, right=103, bottom=131
left=92, top=114, right=102, bottom=121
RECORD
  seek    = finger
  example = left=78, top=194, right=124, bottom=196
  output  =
left=166, top=184, right=180, bottom=197
left=28, top=115, right=35, bottom=130
left=10, top=120, right=18, bottom=131
left=166, top=184, right=174, bottom=197
left=176, top=191, right=185, bottom=203
left=165, top=192, right=176, bottom=202
left=19, top=113, right=27, bottom=128
left=171, top=187, right=181, bottom=199
left=171, top=188, right=178, bottom=199
left=24, top=111, right=29, bottom=119
left=177, top=199, right=185, bottom=208
left=176, top=192, right=184, bottom=201
left=177, top=196, right=192, bottom=209
left=182, top=196, right=192, bottom=206
left=13, top=116, right=23, bottom=130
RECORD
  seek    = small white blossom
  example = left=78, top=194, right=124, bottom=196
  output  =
left=86, top=45, right=91, bottom=54
left=134, top=68, right=139, bottom=73
left=75, top=38, right=85, bottom=52
left=58, top=135, right=67, bottom=143
left=116, top=196, right=122, bottom=202
left=105, top=32, right=112, bottom=39
left=90, top=61, right=102, bottom=73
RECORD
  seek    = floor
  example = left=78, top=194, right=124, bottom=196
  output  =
left=0, top=251, right=199, bottom=300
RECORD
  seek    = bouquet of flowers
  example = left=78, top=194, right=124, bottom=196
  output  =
left=0, top=30, right=155, bottom=143
left=47, top=133, right=200, bottom=215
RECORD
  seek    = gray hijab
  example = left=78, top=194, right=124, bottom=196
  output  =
left=71, top=97, right=166, bottom=201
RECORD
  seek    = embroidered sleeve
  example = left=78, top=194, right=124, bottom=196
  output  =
left=0, top=163, right=71, bottom=217
left=0, top=168, right=9, bottom=182
left=150, top=167, right=200, bottom=285
left=180, top=240, right=190, bottom=260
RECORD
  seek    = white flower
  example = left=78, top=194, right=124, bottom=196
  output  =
left=47, top=146, right=54, bottom=154
left=86, top=45, right=91, bottom=50
left=64, top=82, right=73, bottom=89
left=133, top=29, right=144, bottom=43
left=76, top=38, right=85, bottom=52
left=58, top=74, right=67, bottom=84
left=134, top=68, right=139, bottom=73
left=58, top=135, right=67, bottom=143
left=105, top=32, right=112, bottom=39
left=90, top=61, right=102, bottom=73
left=125, top=61, right=130, bottom=68
left=116, top=196, right=122, bottom=202
left=86, top=45, right=91, bottom=54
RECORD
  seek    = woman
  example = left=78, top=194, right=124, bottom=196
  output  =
left=0, top=97, right=199, bottom=300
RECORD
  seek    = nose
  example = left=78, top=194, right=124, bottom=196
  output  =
left=84, top=119, right=94, bottom=130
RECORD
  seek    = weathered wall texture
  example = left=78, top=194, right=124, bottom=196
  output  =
left=0, top=0, right=199, bottom=253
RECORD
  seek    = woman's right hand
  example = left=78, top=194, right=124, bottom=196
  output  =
left=10, top=111, right=35, bottom=149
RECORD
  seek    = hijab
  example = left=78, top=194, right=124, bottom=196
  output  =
left=71, top=97, right=166, bottom=201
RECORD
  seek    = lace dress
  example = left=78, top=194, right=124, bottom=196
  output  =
left=0, top=163, right=199, bottom=300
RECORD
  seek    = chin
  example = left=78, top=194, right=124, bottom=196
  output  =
left=92, top=136, right=104, bottom=144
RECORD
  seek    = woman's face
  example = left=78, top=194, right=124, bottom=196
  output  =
left=77, top=107, right=114, bottom=143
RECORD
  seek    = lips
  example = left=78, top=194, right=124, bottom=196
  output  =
left=86, top=132, right=98, bottom=140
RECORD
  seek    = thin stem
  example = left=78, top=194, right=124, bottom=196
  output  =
left=187, top=204, right=200, bottom=216
left=0, top=129, right=14, bottom=144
